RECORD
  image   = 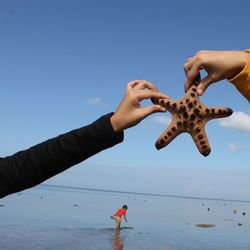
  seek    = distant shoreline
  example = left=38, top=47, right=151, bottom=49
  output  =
left=39, top=184, right=250, bottom=204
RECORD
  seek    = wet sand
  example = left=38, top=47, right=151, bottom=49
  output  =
left=1, top=185, right=250, bottom=249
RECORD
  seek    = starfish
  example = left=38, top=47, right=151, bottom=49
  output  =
left=151, top=85, right=233, bottom=157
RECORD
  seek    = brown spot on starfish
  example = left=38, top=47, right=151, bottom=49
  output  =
left=151, top=86, right=233, bottom=157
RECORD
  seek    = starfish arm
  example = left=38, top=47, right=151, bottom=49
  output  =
left=190, top=126, right=211, bottom=157
left=155, top=122, right=182, bottom=150
left=151, top=98, right=179, bottom=113
left=206, top=107, right=233, bottom=120
left=151, top=84, right=233, bottom=156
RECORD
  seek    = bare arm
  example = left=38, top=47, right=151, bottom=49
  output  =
left=124, top=215, right=127, bottom=223
left=184, top=50, right=249, bottom=96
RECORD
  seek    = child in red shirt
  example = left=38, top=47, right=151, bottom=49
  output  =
left=111, top=205, right=128, bottom=229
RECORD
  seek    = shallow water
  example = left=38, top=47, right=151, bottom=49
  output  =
left=1, top=185, right=250, bottom=249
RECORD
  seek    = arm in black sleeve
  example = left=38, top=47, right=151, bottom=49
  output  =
left=0, top=113, right=124, bottom=198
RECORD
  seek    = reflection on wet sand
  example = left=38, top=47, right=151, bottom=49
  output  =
left=112, top=229, right=123, bottom=250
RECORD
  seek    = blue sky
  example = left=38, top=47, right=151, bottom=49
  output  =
left=1, top=0, right=250, bottom=199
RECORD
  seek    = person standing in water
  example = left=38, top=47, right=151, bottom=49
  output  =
left=112, top=205, right=128, bottom=229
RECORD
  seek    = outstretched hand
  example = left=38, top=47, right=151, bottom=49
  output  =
left=111, top=80, right=168, bottom=132
left=184, top=50, right=248, bottom=96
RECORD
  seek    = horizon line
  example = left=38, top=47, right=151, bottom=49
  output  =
left=39, top=184, right=250, bottom=204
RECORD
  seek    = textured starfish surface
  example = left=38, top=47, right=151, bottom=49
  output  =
left=152, top=85, right=233, bottom=157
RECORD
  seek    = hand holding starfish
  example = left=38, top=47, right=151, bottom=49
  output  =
left=152, top=81, right=233, bottom=156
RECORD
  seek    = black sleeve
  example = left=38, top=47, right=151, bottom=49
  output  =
left=0, top=113, right=124, bottom=198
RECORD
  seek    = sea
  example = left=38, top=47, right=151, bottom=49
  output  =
left=0, top=184, right=250, bottom=250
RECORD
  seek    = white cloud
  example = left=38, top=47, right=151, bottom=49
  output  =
left=151, top=115, right=171, bottom=125
left=219, top=111, right=250, bottom=132
left=84, top=97, right=108, bottom=108
left=227, top=143, right=243, bottom=153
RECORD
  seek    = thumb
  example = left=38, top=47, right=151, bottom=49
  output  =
left=197, top=75, right=214, bottom=96
left=140, top=105, right=167, bottom=119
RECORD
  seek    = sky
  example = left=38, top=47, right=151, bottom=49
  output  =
left=1, top=0, right=250, bottom=200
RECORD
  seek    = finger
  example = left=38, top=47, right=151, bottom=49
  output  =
left=126, top=80, right=141, bottom=90
left=139, top=105, right=167, bottom=119
left=136, top=91, right=169, bottom=102
left=132, top=80, right=158, bottom=91
left=186, top=55, right=195, bottom=61
left=185, top=62, right=201, bottom=92
left=126, top=80, right=157, bottom=92
left=184, top=58, right=199, bottom=92
left=196, top=75, right=213, bottom=96
left=183, top=56, right=196, bottom=73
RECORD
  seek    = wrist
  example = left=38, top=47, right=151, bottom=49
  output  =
left=228, top=49, right=250, bottom=101
left=110, top=114, right=123, bottom=132
left=227, top=50, right=249, bottom=80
